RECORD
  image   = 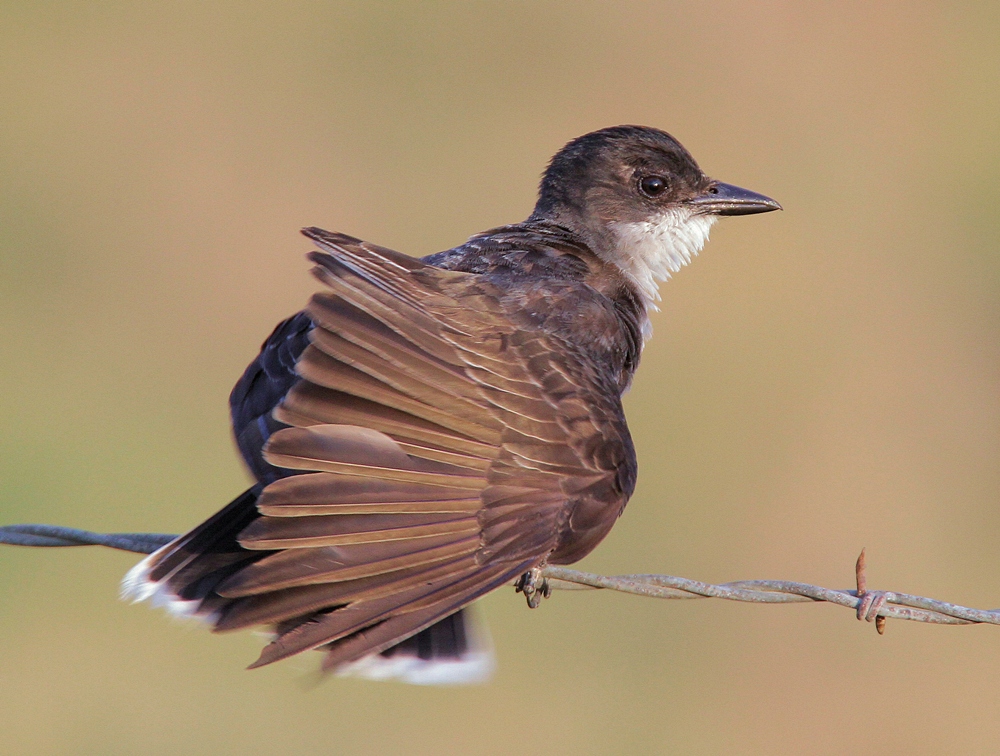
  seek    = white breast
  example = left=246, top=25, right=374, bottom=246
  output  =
left=610, top=209, right=717, bottom=308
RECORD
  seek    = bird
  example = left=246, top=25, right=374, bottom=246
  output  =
left=120, top=125, right=780, bottom=683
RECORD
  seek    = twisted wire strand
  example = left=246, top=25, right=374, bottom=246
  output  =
left=0, top=525, right=174, bottom=554
left=2, top=524, right=998, bottom=628
left=541, top=566, right=1000, bottom=626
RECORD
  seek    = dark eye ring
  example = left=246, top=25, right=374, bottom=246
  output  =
left=639, top=176, right=667, bottom=198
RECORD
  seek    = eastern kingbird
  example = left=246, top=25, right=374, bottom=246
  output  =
left=122, top=125, right=780, bottom=683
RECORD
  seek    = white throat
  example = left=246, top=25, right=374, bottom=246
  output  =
left=610, top=209, right=717, bottom=307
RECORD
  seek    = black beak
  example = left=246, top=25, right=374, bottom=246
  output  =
left=688, top=181, right=782, bottom=216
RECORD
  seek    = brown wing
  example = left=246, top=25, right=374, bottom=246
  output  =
left=218, top=228, right=633, bottom=671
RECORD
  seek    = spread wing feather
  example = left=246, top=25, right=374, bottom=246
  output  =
left=133, top=226, right=631, bottom=671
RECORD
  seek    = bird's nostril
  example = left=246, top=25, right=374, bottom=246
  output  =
left=708, top=186, right=718, bottom=194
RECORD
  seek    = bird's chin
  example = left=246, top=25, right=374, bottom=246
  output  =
left=610, top=210, right=717, bottom=306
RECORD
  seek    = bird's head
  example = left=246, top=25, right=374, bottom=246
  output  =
left=530, top=125, right=780, bottom=305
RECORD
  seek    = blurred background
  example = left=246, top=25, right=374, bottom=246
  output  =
left=1, top=2, right=998, bottom=753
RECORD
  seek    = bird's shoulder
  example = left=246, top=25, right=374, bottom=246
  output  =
left=424, top=221, right=646, bottom=392
left=422, top=222, right=596, bottom=279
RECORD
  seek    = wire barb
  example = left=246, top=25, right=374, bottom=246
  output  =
left=854, top=548, right=888, bottom=634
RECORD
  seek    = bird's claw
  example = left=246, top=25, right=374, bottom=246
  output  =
left=515, top=567, right=550, bottom=609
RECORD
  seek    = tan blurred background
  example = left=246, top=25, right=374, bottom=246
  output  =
left=1, top=2, right=998, bottom=753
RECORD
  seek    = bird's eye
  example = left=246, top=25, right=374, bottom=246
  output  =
left=639, top=176, right=667, bottom=198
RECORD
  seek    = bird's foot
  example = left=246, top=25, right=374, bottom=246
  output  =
left=515, top=567, right=551, bottom=609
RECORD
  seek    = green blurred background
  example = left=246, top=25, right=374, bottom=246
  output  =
left=1, top=2, right=998, bottom=753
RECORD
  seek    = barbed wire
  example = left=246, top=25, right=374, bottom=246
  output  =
left=540, top=553, right=1000, bottom=633
left=0, top=524, right=175, bottom=554
left=2, top=524, right=998, bottom=633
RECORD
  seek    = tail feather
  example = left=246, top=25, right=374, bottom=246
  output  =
left=120, top=488, right=264, bottom=617
left=119, top=484, right=508, bottom=684
left=336, top=607, right=495, bottom=685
